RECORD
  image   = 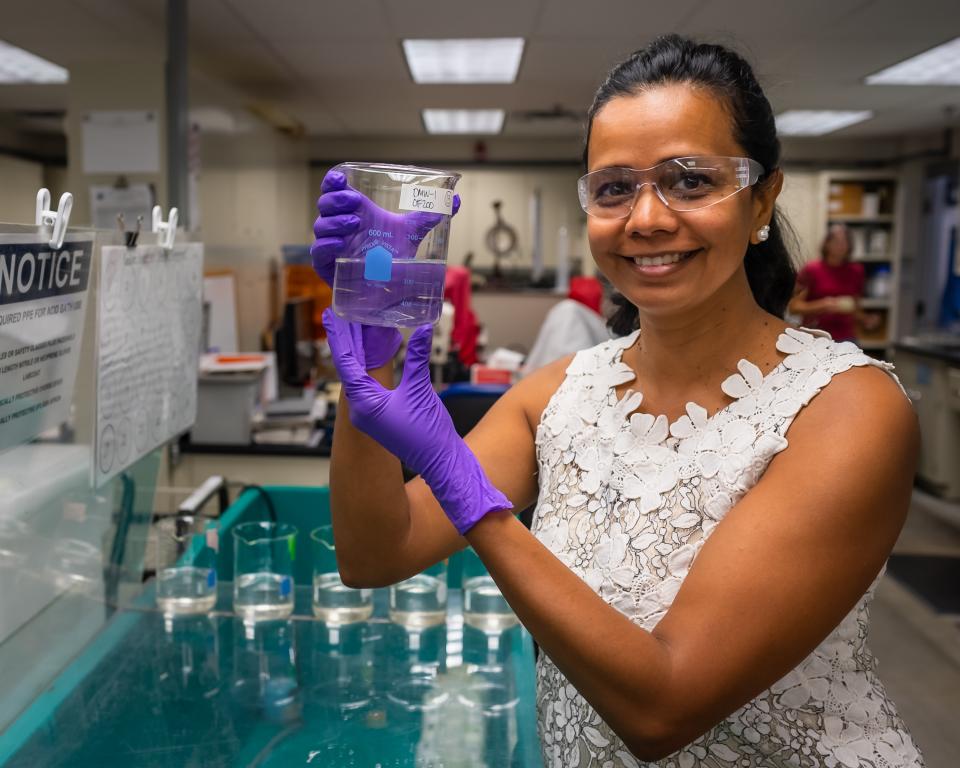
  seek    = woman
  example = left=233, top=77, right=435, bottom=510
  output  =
left=312, top=35, right=922, bottom=767
left=788, top=223, right=866, bottom=343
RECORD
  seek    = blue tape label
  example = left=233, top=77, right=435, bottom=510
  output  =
left=364, top=245, right=393, bottom=282
left=207, top=569, right=217, bottom=588
left=280, top=575, right=292, bottom=597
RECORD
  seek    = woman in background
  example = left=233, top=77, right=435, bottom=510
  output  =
left=788, top=223, right=865, bottom=342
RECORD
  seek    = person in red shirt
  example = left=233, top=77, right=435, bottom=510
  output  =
left=789, top=223, right=865, bottom=342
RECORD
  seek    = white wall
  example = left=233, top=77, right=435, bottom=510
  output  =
left=0, top=155, right=44, bottom=224
left=198, top=132, right=311, bottom=351
left=778, top=168, right=824, bottom=267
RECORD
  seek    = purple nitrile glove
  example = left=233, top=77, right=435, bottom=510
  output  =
left=323, top=308, right=512, bottom=535
left=310, top=169, right=460, bottom=370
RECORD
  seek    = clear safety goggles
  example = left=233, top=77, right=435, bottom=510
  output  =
left=577, top=156, right=766, bottom=218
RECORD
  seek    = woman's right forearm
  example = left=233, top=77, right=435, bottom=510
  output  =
left=329, top=365, right=412, bottom=584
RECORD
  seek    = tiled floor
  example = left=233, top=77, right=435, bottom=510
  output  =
left=870, top=496, right=960, bottom=768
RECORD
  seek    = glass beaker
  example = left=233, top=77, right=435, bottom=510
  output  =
left=462, top=548, right=518, bottom=634
left=154, top=514, right=219, bottom=617
left=232, top=521, right=297, bottom=622
left=330, top=162, right=461, bottom=328
left=310, top=525, right=373, bottom=624
left=389, top=560, right=448, bottom=629
left=231, top=619, right=301, bottom=724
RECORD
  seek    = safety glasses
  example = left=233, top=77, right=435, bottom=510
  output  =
left=577, top=156, right=765, bottom=218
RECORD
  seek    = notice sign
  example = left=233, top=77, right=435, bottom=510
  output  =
left=0, top=234, right=92, bottom=454
left=95, top=243, right=203, bottom=485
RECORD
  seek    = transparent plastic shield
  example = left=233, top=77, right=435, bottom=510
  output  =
left=0, top=221, right=201, bottom=735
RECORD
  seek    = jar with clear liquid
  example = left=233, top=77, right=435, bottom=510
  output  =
left=154, top=514, right=218, bottom=617
left=330, top=162, right=460, bottom=328
left=232, top=521, right=297, bottom=623
left=310, top=525, right=373, bottom=624
left=463, top=575, right=519, bottom=633
left=389, top=561, right=448, bottom=628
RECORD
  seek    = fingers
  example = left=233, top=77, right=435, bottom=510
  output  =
left=313, top=213, right=360, bottom=239
left=322, top=309, right=369, bottom=387
left=401, top=324, right=434, bottom=384
left=309, top=240, right=338, bottom=284
left=318, top=189, right=364, bottom=217
left=320, top=170, right=347, bottom=194
left=404, top=193, right=460, bottom=240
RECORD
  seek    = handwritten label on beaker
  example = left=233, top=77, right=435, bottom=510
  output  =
left=399, top=184, right=454, bottom=215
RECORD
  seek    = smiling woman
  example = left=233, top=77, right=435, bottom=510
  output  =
left=319, top=34, right=924, bottom=768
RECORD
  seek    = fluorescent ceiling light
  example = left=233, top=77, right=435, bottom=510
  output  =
left=403, top=38, right=524, bottom=84
left=422, top=109, right=505, bottom=134
left=866, top=36, right=960, bottom=85
left=0, top=40, right=68, bottom=84
left=775, top=110, right=873, bottom=136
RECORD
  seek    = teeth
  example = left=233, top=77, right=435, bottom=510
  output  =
left=632, top=252, right=687, bottom=267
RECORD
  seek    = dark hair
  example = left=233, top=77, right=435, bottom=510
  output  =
left=820, top=222, right=853, bottom=262
left=584, top=35, right=798, bottom=335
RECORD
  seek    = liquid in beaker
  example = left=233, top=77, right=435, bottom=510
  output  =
left=310, top=525, right=373, bottom=624
left=389, top=571, right=447, bottom=629
left=463, top=575, right=518, bottom=633
left=232, top=522, right=297, bottom=623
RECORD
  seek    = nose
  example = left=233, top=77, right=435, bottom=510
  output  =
left=624, top=182, right=678, bottom=236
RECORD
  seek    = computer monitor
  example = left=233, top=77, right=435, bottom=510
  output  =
left=275, top=297, right=315, bottom=387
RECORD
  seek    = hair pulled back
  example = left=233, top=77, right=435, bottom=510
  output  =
left=585, top=35, right=797, bottom=335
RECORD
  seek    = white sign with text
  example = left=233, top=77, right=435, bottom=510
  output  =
left=0, top=233, right=93, bottom=454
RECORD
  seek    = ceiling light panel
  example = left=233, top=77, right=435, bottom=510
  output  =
left=0, top=40, right=68, bottom=84
left=866, top=36, right=960, bottom=85
left=403, top=38, right=524, bottom=84
left=422, top=109, right=505, bottom=134
left=775, top=110, right=873, bottom=136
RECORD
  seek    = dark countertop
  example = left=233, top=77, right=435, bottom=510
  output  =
left=893, top=338, right=960, bottom=367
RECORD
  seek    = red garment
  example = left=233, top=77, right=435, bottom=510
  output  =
left=796, top=260, right=865, bottom=342
left=568, top=276, right=603, bottom=315
left=443, top=266, right=479, bottom=366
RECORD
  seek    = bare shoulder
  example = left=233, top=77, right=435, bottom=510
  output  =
left=772, top=360, right=919, bottom=532
left=788, top=361, right=917, bottom=443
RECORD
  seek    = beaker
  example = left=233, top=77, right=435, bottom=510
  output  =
left=232, top=521, right=297, bottom=622
left=310, top=525, right=373, bottom=624
left=330, top=162, right=461, bottom=328
left=153, top=514, right=219, bottom=617
left=462, top=547, right=518, bottom=634
left=388, top=559, right=448, bottom=629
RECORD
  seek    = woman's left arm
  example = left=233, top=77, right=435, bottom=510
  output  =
left=466, top=364, right=919, bottom=761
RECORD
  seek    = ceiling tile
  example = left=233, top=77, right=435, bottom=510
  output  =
left=534, top=0, right=704, bottom=37
left=381, top=0, right=542, bottom=38
left=223, top=0, right=396, bottom=41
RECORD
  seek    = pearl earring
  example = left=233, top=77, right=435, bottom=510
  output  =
left=757, top=225, right=770, bottom=242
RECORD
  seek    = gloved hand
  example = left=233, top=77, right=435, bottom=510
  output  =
left=323, top=308, right=512, bottom=535
left=310, top=169, right=460, bottom=370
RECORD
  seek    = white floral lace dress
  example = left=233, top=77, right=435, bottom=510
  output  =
left=531, top=327, right=923, bottom=768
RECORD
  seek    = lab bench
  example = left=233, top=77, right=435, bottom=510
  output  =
left=0, top=487, right=542, bottom=768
